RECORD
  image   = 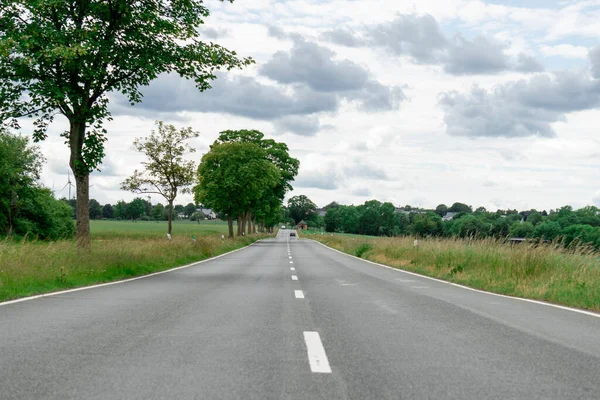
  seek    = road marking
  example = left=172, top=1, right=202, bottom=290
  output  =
left=312, top=240, right=600, bottom=319
left=290, top=267, right=295, bottom=271
left=0, top=240, right=264, bottom=307
left=412, top=286, right=430, bottom=289
left=292, top=275, right=298, bottom=280
left=290, top=261, right=294, bottom=264
left=395, top=279, right=417, bottom=283
left=289, top=256, right=292, bottom=259
left=303, top=332, right=332, bottom=373
left=295, top=290, right=305, bottom=299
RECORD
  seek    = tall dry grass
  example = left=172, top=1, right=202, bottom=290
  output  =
left=311, top=234, right=600, bottom=311
left=0, top=235, right=265, bottom=302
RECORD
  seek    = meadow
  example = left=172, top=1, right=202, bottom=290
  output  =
left=304, top=231, right=600, bottom=312
left=0, top=220, right=267, bottom=302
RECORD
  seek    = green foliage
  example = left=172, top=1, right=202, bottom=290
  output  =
left=355, top=243, right=373, bottom=258
left=0, top=0, right=252, bottom=245
left=435, top=204, right=448, bottom=216
left=184, top=203, right=196, bottom=218
left=195, top=141, right=281, bottom=236
left=127, top=198, right=147, bottom=221
left=89, top=199, right=102, bottom=220
left=509, top=222, right=535, bottom=238
left=102, top=203, right=114, bottom=219
left=288, top=195, right=318, bottom=225
left=213, top=130, right=299, bottom=230
left=449, top=202, right=473, bottom=213
left=0, top=129, right=73, bottom=239
left=121, top=121, right=200, bottom=233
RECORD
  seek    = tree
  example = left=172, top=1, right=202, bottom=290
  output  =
left=151, top=203, right=165, bottom=221
left=0, top=1, right=253, bottom=248
left=126, top=198, right=146, bottom=222
left=0, top=129, right=44, bottom=235
left=435, top=204, right=448, bottom=217
left=184, top=203, right=197, bottom=218
left=449, top=202, right=473, bottom=213
left=214, top=130, right=299, bottom=232
left=102, top=204, right=114, bottom=219
left=509, top=222, right=535, bottom=238
left=288, top=195, right=317, bottom=225
left=89, top=199, right=102, bottom=220
left=121, top=122, right=199, bottom=235
left=195, top=142, right=280, bottom=238
left=174, top=205, right=185, bottom=215
left=0, top=129, right=74, bottom=239
left=526, top=212, right=542, bottom=226
left=113, top=200, right=128, bottom=220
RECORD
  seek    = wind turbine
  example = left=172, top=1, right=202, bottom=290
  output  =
left=61, top=171, right=75, bottom=200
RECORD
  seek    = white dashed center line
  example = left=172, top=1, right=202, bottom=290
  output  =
left=295, top=290, right=305, bottom=299
left=291, top=275, right=298, bottom=281
left=303, top=332, right=332, bottom=373
left=290, top=267, right=295, bottom=271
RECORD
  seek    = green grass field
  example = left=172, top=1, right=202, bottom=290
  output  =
left=304, top=232, right=600, bottom=312
left=0, top=219, right=268, bottom=302
left=90, top=219, right=231, bottom=239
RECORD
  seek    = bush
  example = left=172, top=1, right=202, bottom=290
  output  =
left=355, top=243, right=373, bottom=258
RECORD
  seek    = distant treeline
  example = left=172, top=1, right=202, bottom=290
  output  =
left=62, top=198, right=214, bottom=223
left=301, top=199, right=600, bottom=249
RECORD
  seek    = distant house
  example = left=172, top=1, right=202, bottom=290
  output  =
left=196, top=207, right=217, bottom=220
left=177, top=212, right=186, bottom=220
left=297, top=220, right=308, bottom=230
left=317, top=208, right=327, bottom=217
left=442, top=212, right=457, bottom=221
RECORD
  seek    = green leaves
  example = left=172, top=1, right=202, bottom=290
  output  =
left=1, top=0, right=253, bottom=168
left=121, top=121, right=199, bottom=202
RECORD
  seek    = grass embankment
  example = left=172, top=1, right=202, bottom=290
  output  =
left=306, top=232, right=600, bottom=312
left=0, top=220, right=268, bottom=302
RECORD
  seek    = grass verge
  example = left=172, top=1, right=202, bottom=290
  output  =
left=0, top=234, right=267, bottom=303
left=307, top=233, right=600, bottom=312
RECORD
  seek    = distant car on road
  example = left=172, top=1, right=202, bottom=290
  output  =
left=290, top=232, right=296, bottom=237
left=281, top=226, right=286, bottom=229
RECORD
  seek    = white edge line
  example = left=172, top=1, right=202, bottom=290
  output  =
left=0, top=239, right=264, bottom=307
left=310, top=239, right=600, bottom=319
left=295, top=290, right=305, bottom=299
left=303, top=331, right=331, bottom=373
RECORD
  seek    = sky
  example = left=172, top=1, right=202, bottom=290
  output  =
left=34, top=0, right=600, bottom=211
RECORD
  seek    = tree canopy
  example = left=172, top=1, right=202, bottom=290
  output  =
left=121, top=121, right=199, bottom=235
left=195, top=141, right=281, bottom=238
left=0, top=0, right=253, bottom=247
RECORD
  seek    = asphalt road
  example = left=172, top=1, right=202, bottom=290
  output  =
left=1, top=230, right=600, bottom=399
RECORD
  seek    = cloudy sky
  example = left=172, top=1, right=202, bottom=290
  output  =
left=36, top=0, right=600, bottom=211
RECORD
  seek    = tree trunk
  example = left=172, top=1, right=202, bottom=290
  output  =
left=73, top=171, right=90, bottom=249
left=227, top=215, right=234, bottom=238
left=69, top=120, right=91, bottom=249
left=241, top=212, right=247, bottom=236
left=167, top=200, right=173, bottom=236
left=237, top=215, right=242, bottom=236
left=246, top=211, right=251, bottom=236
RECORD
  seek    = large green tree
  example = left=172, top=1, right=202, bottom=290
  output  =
left=214, top=130, right=299, bottom=233
left=0, top=129, right=74, bottom=239
left=195, top=142, right=280, bottom=238
left=288, top=195, right=317, bottom=225
left=0, top=129, right=43, bottom=235
left=0, top=0, right=252, bottom=248
left=121, top=122, right=199, bottom=235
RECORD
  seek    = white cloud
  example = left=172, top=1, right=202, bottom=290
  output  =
left=540, top=44, right=589, bottom=59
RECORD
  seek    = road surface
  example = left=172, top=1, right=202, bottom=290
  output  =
left=1, top=230, right=599, bottom=399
